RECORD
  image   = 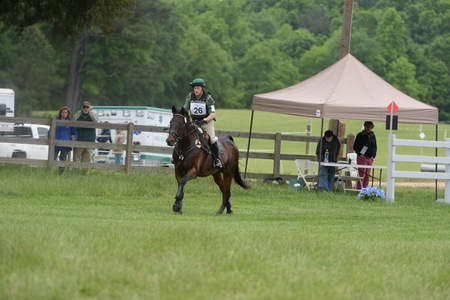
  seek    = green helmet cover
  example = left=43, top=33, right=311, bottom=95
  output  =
left=190, top=78, right=206, bottom=87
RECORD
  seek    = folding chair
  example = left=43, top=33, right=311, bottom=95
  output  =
left=294, top=159, right=314, bottom=190
left=346, top=153, right=359, bottom=177
left=343, top=152, right=362, bottom=191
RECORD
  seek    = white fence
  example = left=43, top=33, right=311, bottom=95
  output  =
left=386, top=135, right=450, bottom=203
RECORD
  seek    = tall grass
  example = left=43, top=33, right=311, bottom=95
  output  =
left=1, top=165, right=450, bottom=299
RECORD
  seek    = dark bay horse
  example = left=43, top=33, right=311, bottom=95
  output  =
left=165, top=106, right=250, bottom=214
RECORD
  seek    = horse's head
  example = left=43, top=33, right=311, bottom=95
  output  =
left=166, top=105, right=190, bottom=146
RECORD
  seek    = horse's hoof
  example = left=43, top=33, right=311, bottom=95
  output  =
left=216, top=206, right=225, bottom=215
left=172, top=204, right=182, bottom=214
left=173, top=211, right=183, bottom=215
left=226, top=209, right=233, bottom=215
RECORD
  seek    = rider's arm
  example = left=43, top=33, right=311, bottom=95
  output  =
left=183, top=95, right=191, bottom=112
left=204, top=113, right=216, bottom=122
left=204, top=94, right=216, bottom=122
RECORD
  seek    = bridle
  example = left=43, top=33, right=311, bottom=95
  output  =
left=168, top=114, right=188, bottom=145
left=169, top=114, right=200, bottom=161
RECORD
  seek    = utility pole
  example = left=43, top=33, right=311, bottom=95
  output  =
left=332, top=0, right=354, bottom=159
left=340, top=0, right=354, bottom=58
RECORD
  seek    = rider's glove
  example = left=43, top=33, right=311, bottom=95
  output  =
left=195, top=119, right=207, bottom=126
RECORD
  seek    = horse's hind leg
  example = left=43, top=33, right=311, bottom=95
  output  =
left=222, top=174, right=233, bottom=214
left=213, top=173, right=226, bottom=215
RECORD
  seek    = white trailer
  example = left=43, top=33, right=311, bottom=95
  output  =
left=0, top=89, right=15, bottom=132
left=0, top=88, right=14, bottom=117
left=92, top=106, right=172, bottom=165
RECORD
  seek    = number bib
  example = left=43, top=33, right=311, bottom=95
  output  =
left=190, top=102, right=207, bottom=116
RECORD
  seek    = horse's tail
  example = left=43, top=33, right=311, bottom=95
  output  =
left=225, top=135, right=250, bottom=189
left=234, top=165, right=250, bottom=190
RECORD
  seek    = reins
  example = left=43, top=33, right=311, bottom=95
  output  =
left=170, top=114, right=205, bottom=161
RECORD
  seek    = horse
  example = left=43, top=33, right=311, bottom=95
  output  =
left=165, top=106, right=250, bottom=215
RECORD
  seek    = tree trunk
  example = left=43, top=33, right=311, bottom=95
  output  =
left=65, top=31, right=88, bottom=113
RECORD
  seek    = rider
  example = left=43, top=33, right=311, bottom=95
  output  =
left=183, top=78, right=223, bottom=169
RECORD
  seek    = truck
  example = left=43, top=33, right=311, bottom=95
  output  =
left=92, top=106, right=172, bottom=165
left=0, top=123, right=49, bottom=159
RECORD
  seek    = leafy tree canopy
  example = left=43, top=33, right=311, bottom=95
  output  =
left=0, top=0, right=449, bottom=120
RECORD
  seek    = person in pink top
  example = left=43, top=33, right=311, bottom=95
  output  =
left=353, top=121, right=377, bottom=189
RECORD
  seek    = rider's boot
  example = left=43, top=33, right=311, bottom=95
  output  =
left=211, top=141, right=223, bottom=169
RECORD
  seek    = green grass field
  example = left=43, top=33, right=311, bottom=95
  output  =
left=1, top=165, right=450, bottom=299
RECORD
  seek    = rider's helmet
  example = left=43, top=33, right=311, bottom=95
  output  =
left=190, top=78, right=206, bottom=88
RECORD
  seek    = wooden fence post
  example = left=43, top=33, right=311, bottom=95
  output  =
left=125, top=122, right=134, bottom=174
left=346, top=133, right=355, bottom=156
left=47, top=119, right=56, bottom=167
left=273, top=133, right=282, bottom=177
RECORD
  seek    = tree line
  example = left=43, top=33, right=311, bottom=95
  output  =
left=0, top=0, right=449, bottom=120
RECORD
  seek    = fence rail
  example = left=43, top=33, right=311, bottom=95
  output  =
left=386, top=135, right=450, bottom=203
left=0, top=116, right=353, bottom=180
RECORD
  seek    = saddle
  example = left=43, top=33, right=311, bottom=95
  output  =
left=194, top=125, right=212, bottom=154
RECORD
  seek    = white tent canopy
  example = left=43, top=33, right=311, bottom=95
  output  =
left=252, top=54, right=438, bottom=124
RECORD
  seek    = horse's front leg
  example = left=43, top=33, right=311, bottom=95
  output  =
left=173, top=169, right=196, bottom=214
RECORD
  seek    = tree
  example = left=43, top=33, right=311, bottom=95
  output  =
left=0, top=23, right=17, bottom=88
left=0, top=0, right=136, bottom=112
left=83, top=0, right=184, bottom=108
left=9, top=26, right=57, bottom=115
left=375, top=8, right=408, bottom=63
left=297, top=30, right=340, bottom=80
left=276, top=26, right=318, bottom=63
left=177, top=26, right=236, bottom=107
left=0, top=0, right=135, bottom=35
left=236, top=41, right=299, bottom=107
left=386, top=56, right=422, bottom=99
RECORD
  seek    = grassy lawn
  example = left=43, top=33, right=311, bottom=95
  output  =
left=1, top=165, right=450, bottom=299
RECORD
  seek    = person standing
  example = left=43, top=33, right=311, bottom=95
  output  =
left=183, top=78, right=222, bottom=169
left=73, top=101, right=98, bottom=165
left=353, top=121, right=377, bottom=189
left=112, top=130, right=125, bottom=165
left=316, top=130, right=341, bottom=192
left=54, top=106, right=76, bottom=174
left=97, top=125, right=112, bottom=156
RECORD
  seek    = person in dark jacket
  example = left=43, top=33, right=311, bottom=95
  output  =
left=316, top=130, right=341, bottom=192
left=54, top=106, right=76, bottom=174
left=97, top=126, right=112, bottom=156
left=73, top=101, right=98, bottom=164
left=353, top=121, right=377, bottom=189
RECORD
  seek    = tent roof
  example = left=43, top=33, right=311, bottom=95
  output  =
left=252, top=54, right=438, bottom=124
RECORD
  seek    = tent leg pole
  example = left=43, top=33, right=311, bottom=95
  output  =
left=435, top=123, right=438, bottom=201
left=317, top=117, right=324, bottom=185
left=244, top=110, right=254, bottom=179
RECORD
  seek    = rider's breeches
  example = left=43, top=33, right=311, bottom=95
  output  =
left=201, top=121, right=218, bottom=143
